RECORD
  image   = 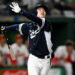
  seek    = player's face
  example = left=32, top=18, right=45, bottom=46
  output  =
left=37, top=7, right=46, bottom=18
left=0, top=38, right=6, bottom=45
left=66, top=46, right=73, bottom=54
left=16, top=38, right=23, bottom=45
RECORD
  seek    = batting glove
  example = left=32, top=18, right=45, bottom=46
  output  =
left=1, top=26, right=7, bottom=34
left=10, top=2, right=21, bottom=13
left=1, top=26, right=6, bottom=31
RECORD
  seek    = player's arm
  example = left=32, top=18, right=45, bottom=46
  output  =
left=19, top=11, right=45, bottom=27
left=17, top=50, right=25, bottom=56
left=52, top=46, right=67, bottom=65
left=1, top=23, right=28, bottom=35
left=10, top=2, right=45, bottom=28
left=1, top=24, right=19, bottom=31
left=8, top=45, right=17, bottom=64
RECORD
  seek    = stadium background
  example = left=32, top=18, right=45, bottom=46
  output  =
left=0, top=0, right=75, bottom=75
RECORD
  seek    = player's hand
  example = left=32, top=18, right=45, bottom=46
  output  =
left=10, top=2, right=21, bottom=13
left=8, top=45, right=14, bottom=54
left=1, top=26, right=5, bottom=31
left=8, top=45, right=11, bottom=50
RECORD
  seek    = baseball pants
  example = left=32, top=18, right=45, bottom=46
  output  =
left=28, top=54, right=50, bottom=75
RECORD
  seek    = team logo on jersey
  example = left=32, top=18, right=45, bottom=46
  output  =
left=29, top=25, right=40, bottom=39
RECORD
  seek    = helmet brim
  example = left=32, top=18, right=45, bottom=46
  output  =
left=33, top=4, right=48, bottom=15
left=35, top=4, right=48, bottom=12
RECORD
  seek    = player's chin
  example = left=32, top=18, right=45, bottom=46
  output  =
left=41, top=15, right=46, bottom=18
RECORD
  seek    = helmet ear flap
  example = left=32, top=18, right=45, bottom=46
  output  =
left=32, top=8, right=37, bottom=16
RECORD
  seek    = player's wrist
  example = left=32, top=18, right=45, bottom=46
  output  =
left=19, top=9, right=23, bottom=14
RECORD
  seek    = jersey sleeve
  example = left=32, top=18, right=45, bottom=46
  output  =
left=24, top=46, right=29, bottom=57
left=20, top=10, right=46, bottom=28
left=21, top=45, right=29, bottom=57
left=54, top=46, right=64, bottom=58
left=6, top=24, right=19, bottom=30
left=19, top=23, right=29, bottom=35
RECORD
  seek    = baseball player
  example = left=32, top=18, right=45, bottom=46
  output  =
left=52, top=40, right=75, bottom=75
left=0, top=34, right=17, bottom=66
left=11, top=34, right=29, bottom=66
left=1, top=2, right=53, bottom=75
left=0, top=34, right=9, bottom=66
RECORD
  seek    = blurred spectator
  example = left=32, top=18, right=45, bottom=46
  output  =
left=0, top=34, right=9, bottom=67
left=11, top=34, right=29, bottom=66
left=0, top=1, right=9, bottom=15
left=51, top=0, right=75, bottom=16
left=0, top=5, right=6, bottom=15
left=22, top=0, right=39, bottom=9
left=52, top=40, right=75, bottom=75
left=52, top=0, right=73, bottom=10
left=0, top=0, right=75, bottom=16
left=51, top=9, right=61, bottom=16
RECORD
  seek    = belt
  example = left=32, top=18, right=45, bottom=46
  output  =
left=31, top=53, right=50, bottom=59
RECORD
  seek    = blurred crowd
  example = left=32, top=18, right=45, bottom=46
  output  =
left=0, top=34, right=75, bottom=75
left=52, top=40, right=75, bottom=75
left=0, top=34, right=29, bottom=67
left=0, top=0, right=75, bottom=17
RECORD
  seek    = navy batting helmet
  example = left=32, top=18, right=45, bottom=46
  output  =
left=33, top=4, right=48, bottom=16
